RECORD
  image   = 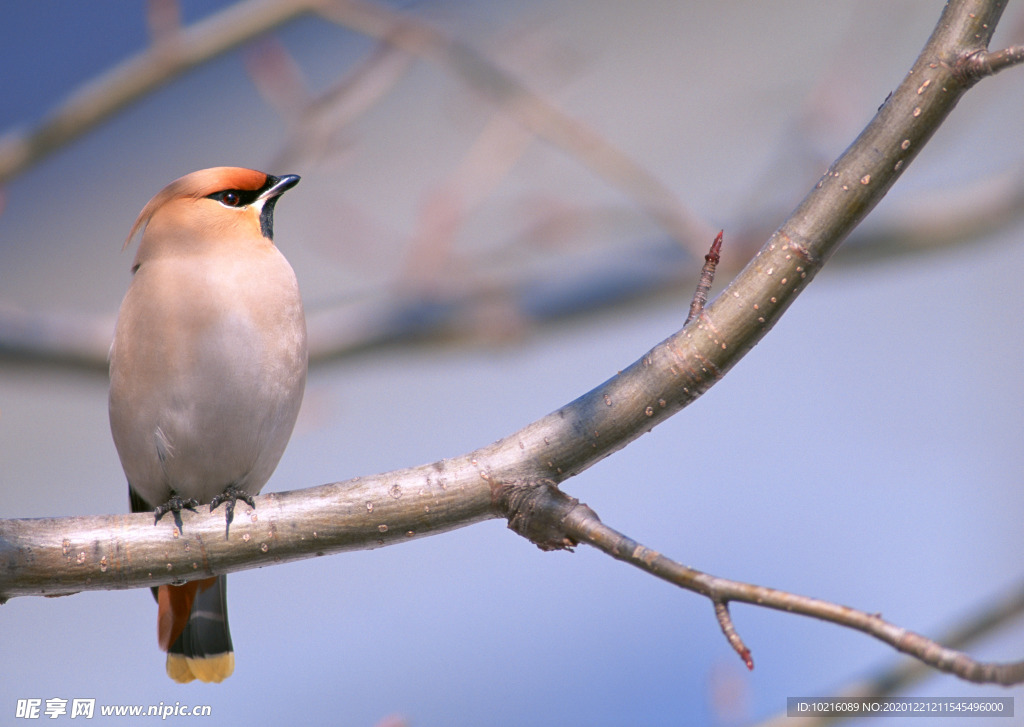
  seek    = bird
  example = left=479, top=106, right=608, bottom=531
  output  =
left=108, top=167, right=307, bottom=683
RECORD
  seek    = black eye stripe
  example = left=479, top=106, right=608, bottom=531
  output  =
left=206, top=189, right=261, bottom=207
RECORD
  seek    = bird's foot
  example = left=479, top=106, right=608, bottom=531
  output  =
left=209, top=484, right=256, bottom=531
left=152, top=491, right=200, bottom=529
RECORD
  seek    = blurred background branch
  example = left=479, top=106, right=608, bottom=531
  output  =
left=3, top=0, right=1023, bottom=368
left=0, top=0, right=325, bottom=186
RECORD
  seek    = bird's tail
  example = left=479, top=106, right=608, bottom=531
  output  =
left=158, top=576, right=235, bottom=683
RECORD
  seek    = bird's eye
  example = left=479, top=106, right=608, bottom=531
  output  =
left=221, top=191, right=241, bottom=207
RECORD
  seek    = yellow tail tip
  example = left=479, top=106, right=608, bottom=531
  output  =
left=166, top=652, right=235, bottom=684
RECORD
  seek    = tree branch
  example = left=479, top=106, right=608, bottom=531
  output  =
left=0, top=0, right=325, bottom=187
left=554, top=487, right=1024, bottom=685
left=952, top=44, right=1024, bottom=82
left=754, top=582, right=1024, bottom=726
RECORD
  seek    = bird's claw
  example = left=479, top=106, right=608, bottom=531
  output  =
left=152, top=491, right=200, bottom=528
left=209, top=484, right=256, bottom=529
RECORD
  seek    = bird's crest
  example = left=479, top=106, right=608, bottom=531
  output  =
left=124, top=167, right=269, bottom=250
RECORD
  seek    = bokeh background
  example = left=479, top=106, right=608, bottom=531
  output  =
left=2, top=2, right=1023, bottom=725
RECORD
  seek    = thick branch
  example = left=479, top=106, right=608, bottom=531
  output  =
left=0, top=461, right=495, bottom=599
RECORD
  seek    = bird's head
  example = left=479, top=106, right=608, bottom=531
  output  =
left=125, top=167, right=300, bottom=270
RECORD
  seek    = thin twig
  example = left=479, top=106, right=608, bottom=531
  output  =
left=400, top=112, right=536, bottom=294
left=268, top=38, right=414, bottom=169
left=714, top=600, right=754, bottom=671
left=558, top=498, right=1024, bottom=685
left=685, top=230, right=723, bottom=325
left=246, top=36, right=313, bottom=119
left=755, top=581, right=1024, bottom=727
left=953, top=45, right=1024, bottom=82
left=146, top=0, right=182, bottom=44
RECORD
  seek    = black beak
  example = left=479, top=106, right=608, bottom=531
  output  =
left=257, top=174, right=300, bottom=240
left=258, top=174, right=300, bottom=201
